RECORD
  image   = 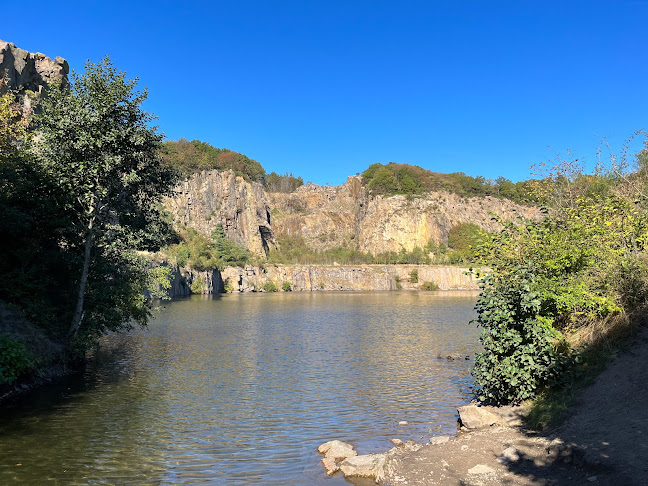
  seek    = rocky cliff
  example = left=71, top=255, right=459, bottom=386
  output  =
left=0, top=40, right=69, bottom=94
left=269, top=176, right=539, bottom=254
left=168, top=171, right=539, bottom=258
left=164, top=169, right=276, bottom=256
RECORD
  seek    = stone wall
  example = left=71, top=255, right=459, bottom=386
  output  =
left=220, top=264, right=479, bottom=293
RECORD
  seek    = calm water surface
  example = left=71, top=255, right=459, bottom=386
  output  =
left=0, top=291, right=480, bottom=485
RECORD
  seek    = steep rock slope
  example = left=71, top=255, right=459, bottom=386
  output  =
left=0, top=40, right=69, bottom=93
left=269, top=176, right=539, bottom=254
left=164, top=169, right=275, bottom=256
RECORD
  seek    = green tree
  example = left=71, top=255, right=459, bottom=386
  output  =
left=33, top=57, right=178, bottom=344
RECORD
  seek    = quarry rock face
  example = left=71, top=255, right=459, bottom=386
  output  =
left=168, top=171, right=538, bottom=260
left=269, top=176, right=539, bottom=255
left=0, top=40, right=69, bottom=93
left=165, top=169, right=276, bottom=257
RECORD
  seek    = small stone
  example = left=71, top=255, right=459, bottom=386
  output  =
left=461, top=445, right=469, bottom=451
left=497, top=446, right=520, bottom=464
left=399, top=421, right=409, bottom=426
left=429, top=436, right=450, bottom=445
left=587, top=476, right=598, bottom=482
left=468, top=464, right=495, bottom=475
left=390, top=438, right=404, bottom=446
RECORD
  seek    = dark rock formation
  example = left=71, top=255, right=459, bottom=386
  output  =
left=0, top=40, right=69, bottom=94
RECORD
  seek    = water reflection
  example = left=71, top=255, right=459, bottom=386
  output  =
left=0, top=291, right=480, bottom=485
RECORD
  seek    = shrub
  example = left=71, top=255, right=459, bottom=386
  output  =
left=262, top=281, right=278, bottom=292
left=224, top=279, right=235, bottom=293
left=420, top=281, right=439, bottom=290
left=190, top=278, right=205, bottom=294
left=0, top=334, right=32, bottom=385
left=394, top=275, right=402, bottom=290
left=409, top=269, right=419, bottom=283
left=472, top=268, right=576, bottom=404
left=282, top=281, right=292, bottom=291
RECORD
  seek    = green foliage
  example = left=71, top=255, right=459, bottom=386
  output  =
left=265, top=172, right=304, bottom=193
left=282, top=281, right=292, bottom=291
left=409, top=269, right=419, bottom=283
left=224, top=279, right=235, bottom=293
left=373, top=247, right=431, bottom=265
left=190, top=278, right=205, bottom=294
left=447, top=222, right=485, bottom=263
left=473, top=144, right=648, bottom=404
left=0, top=334, right=33, bottom=385
left=148, top=266, right=173, bottom=300
left=268, top=235, right=374, bottom=265
left=211, top=224, right=250, bottom=267
left=420, top=281, right=439, bottom=290
left=262, top=281, right=278, bottom=292
left=165, top=224, right=249, bottom=271
left=394, top=275, right=402, bottom=289
left=472, top=268, right=576, bottom=404
left=0, top=57, right=178, bottom=350
left=162, top=138, right=265, bottom=182
left=360, top=162, right=539, bottom=204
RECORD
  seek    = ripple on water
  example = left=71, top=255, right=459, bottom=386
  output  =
left=0, top=291, right=480, bottom=485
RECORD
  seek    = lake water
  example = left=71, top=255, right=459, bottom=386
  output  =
left=0, top=291, right=481, bottom=485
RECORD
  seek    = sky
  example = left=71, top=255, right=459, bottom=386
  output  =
left=3, top=0, right=647, bottom=185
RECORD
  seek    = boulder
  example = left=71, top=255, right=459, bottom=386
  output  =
left=457, top=405, right=501, bottom=430
left=317, top=440, right=357, bottom=461
left=318, top=440, right=357, bottom=475
left=340, top=453, right=386, bottom=481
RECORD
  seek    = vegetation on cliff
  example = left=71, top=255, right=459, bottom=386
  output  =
left=266, top=225, right=483, bottom=266
left=361, top=162, right=539, bottom=204
left=162, top=138, right=305, bottom=193
left=472, top=142, right=648, bottom=412
left=162, top=138, right=266, bottom=182
left=164, top=224, right=250, bottom=271
left=0, top=58, right=177, bottom=384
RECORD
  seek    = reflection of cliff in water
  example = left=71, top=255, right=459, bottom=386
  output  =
left=0, top=292, right=481, bottom=485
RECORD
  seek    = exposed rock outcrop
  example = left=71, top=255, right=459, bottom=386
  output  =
left=0, top=40, right=69, bottom=94
left=165, top=170, right=275, bottom=257
left=220, top=264, right=479, bottom=293
left=269, top=176, right=539, bottom=255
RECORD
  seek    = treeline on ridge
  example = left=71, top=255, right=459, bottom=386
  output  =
left=361, top=162, right=541, bottom=204
left=161, top=139, right=303, bottom=193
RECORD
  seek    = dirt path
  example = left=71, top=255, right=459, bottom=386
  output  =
left=376, top=327, right=648, bottom=486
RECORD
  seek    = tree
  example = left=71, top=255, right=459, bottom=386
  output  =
left=33, top=57, right=178, bottom=344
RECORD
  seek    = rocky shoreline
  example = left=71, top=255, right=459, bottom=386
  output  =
left=318, top=326, right=648, bottom=485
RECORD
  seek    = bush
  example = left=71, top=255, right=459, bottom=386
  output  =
left=472, top=268, right=576, bottom=404
left=282, top=281, right=292, bottom=291
left=420, top=281, right=439, bottom=290
left=190, top=278, right=205, bottom=294
left=262, top=281, right=278, bottom=292
left=409, top=269, right=419, bottom=283
left=0, top=334, right=32, bottom=385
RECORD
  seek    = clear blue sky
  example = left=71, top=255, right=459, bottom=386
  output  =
left=3, top=0, right=647, bottom=185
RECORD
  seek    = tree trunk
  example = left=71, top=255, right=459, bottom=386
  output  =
left=69, top=217, right=94, bottom=339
